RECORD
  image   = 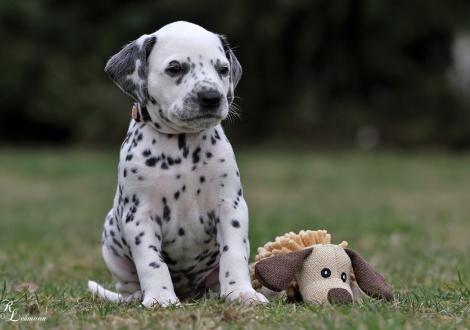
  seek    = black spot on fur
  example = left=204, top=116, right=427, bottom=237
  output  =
left=134, top=232, right=144, bottom=245
left=149, top=245, right=159, bottom=252
left=149, top=262, right=160, bottom=269
left=146, top=157, right=159, bottom=167
left=163, top=199, right=171, bottom=222
left=112, top=238, right=122, bottom=249
left=231, top=219, right=240, bottom=228
left=110, top=245, right=120, bottom=257
left=178, top=227, right=185, bottom=236
left=183, top=146, right=189, bottom=158
left=178, top=134, right=186, bottom=150
left=192, top=147, right=201, bottom=164
left=132, top=194, right=139, bottom=205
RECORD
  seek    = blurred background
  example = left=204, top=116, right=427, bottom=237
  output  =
left=2, top=0, right=470, bottom=150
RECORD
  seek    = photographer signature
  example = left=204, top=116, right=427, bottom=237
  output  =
left=0, top=299, right=19, bottom=322
left=0, top=299, right=47, bottom=322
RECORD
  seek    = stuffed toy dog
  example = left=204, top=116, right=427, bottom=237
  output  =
left=251, top=230, right=393, bottom=304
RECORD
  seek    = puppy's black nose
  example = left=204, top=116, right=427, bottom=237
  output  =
left=197, top=90, right=222, bottom=108
left=327, top=288, right=353, bottom=304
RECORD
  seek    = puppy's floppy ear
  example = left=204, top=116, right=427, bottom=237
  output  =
left=105, top=35, right=157, bottom=104
left=345, top=248, right=393, bottom=301
left=255, top=248, right=313, bottom=292
left=218, top=35, right=242, bottom=99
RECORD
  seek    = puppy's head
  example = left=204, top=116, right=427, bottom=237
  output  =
left=105, top=21, right=242, bottom=133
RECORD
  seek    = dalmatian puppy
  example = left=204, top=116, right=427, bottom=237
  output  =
left=88, top=21, right=268, bottom=307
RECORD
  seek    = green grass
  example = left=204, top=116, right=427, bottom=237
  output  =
left=0, top=148, right=469, bottom=329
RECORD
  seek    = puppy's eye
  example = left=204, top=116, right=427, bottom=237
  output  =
left=218, top=65, right=229, bottom=76
left=321, top=268, right=331, bottom=278
left=341, top=272, right=347, bottom=282
left=165, top=61, right=182, bottom=76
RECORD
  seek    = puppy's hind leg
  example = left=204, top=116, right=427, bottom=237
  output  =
left=115, top=280, right=143, bottom=303
left=89, top=243, right=141, bottom=303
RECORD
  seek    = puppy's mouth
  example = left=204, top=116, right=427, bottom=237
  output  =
left=170, top=98, right=228, bottom=131
left=183, top=113, right=223, bottom=122
left=175, top=111, right=225, bottom=131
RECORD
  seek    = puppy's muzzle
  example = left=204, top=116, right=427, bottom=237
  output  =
left=197, top=90, right=222, bottom=109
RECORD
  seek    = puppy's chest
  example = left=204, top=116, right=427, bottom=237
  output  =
left=119, top=124, right=236, bottom=244
left=160, top=204, right=220, bottom=271
left=120, top=123, right=236, bottom=211
left=143, top=164, right=223, bottom=261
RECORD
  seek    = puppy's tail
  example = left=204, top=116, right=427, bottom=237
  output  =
left=88, top=280, right=123, bottom=303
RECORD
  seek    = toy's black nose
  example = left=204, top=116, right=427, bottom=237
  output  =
left=327, top=288, right=353, bottom=304
left=197, top=90, right=222, bottom=109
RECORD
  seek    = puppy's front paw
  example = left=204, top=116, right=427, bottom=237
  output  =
left=142, top=291, right=180, bottom=308
left=223, top=287, right=269, bottom=305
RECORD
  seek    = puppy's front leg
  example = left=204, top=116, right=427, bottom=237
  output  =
left=217, top=198, right=268, bottom=304
left=126, top=211, right=180, bottom=308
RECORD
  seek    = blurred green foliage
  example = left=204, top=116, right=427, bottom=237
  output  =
left=1, top=0, right=470, bottom=148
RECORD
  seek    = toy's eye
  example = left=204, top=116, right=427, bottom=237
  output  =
left=321, top=268, right=331, bottom=278
left=218, top=65, right=229, bottom=76
left=341, top=272, right=347, bottom=282
left=165, top=61, right=182, bottom=76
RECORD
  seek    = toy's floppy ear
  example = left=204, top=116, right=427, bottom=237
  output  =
left=105, top=35, right=157, bottom=104
left=254, top=248, right=313, bottom=292
left=345, top=248, right=393, bottom=301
